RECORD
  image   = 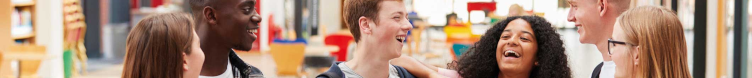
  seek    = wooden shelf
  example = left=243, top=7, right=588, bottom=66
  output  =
left=12, top=1, right=35, bottom=7
left=11, top=32, right=35, bottom=40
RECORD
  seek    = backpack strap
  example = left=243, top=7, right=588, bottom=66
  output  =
left=317, top=62, right=345, bottom=78
left=393, top=65, right=417, bottom=78
left=591, top=62, right=604, bottom=78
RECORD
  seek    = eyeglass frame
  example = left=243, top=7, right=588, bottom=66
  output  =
left=607, top=38, right=635, bottom=55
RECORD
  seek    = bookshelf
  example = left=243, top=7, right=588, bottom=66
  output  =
left=9, top=0, right=37, bottom=44
left=1, top=0, right=47, bottom=77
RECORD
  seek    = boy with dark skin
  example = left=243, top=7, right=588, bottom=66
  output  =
left=189, top=0, right=263, bottom=77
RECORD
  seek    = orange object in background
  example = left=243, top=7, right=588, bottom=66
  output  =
left=269, top=43, right=306, bottom=76
left=444, top=24, right=479, bottom=44
left=324, top=34, right=353, bottom=62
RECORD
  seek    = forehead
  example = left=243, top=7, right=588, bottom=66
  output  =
left=377, top=1, right=406, bottom=14
left=507, top=19, right=533, bottom=30
left=567, top=0, right=594, bottom=4
left=611, top=21, right=625, bottom=39
left=504, top=19, right=534, bottom=34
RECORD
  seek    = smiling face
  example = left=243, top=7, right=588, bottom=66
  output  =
left=567, top=0, right=612, bottom=44
left=212, top=0, right=261, bottom=50
left=365, top=0, right=412, bottom=59
left=496, top=19, right=538, bottom=75
left=610, top=21, right=638, bottom=78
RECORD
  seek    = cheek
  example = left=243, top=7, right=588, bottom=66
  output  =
left=522, top=42, right=537, bottom=56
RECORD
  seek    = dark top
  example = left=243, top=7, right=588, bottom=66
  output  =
left=229, top=50, right=264, bottom=78
left=316, top=62, right=417, bottom=78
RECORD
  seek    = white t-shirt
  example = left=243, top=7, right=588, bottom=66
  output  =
left=338, top=62, right=400, bottom=78
left=599, top=61, right=616, bottom=78
left=199, top=60, right=233, bottom=78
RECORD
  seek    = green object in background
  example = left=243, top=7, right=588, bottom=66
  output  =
left=63, top=50, right=73, bottom=78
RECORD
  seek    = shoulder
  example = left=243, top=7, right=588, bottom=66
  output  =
left=317, top=62, right=345, bottom=78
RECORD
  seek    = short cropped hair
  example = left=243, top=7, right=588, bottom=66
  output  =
left=343, top=0, right=403, bottom=42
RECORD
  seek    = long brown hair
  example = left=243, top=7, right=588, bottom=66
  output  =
left=122, top=13, right=195, bottom=78
left=617, top=6, right=691, bottom=78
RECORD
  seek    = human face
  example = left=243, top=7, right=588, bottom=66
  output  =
left=567, top=0, right=611, bottom=44
left=184, top=30, right=206, bottom=78
left=610, top=21, right=638, bottom=78
left=368, top=1, right=412, bottom=59
left=496, top=19, right=538, bottom=75
left=213, top=0, right=261, bottom=50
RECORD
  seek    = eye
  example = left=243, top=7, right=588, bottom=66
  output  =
left=501, top=35, right=511, bottom=39
left=242, top=6, right=252, bottom=14
left=520, top=37, right=530, bottom=42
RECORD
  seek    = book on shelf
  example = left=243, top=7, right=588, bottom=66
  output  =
left=11, top=7, right=34, bottom=38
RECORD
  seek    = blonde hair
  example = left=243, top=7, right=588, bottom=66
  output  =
left=616, top=6, right=691, bottom=78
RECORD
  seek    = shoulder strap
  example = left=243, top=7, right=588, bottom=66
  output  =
left=393, top=65, right=417, bottom=78
left=591, top=62, right=604, bottom=78
left=317, top=62, right=345, bottom=78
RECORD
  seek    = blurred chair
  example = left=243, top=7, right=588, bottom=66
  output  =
left=269, top=43, right=306, bottom=77
left=0, top=45, right=46, bottom=78
left=323, top=34, right=353, bottom=62
left=451, top=43, right=471, bottom=60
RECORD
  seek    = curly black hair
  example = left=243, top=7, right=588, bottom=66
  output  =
left=448, top=16, right=571, bottom=78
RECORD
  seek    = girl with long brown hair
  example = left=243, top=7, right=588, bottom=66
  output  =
left=609, top=6, right=691, bottom=78
left=122, top=13, right=205, bottom=78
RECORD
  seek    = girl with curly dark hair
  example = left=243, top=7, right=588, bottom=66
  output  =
left=392, top=15, right=572, bottom=78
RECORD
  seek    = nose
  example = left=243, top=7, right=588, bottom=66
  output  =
left=506, top=36, right=520, bottom=47
left=402, top=20, right=413, bottom=31
left=251, top=11, right=262, bottom=23
left=567, top=8, right=575, bottom=22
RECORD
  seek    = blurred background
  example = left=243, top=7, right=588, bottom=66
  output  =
left=0, top=0, right=750, bottom=78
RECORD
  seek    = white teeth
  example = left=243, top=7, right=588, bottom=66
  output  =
left=248, top=30, right=258, bottom=33
left=504, top=50, right=519, bottom=57
left=396, top=36, right=405, bottom=42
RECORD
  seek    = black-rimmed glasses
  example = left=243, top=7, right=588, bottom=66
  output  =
left=608, top=39, right=632, bottom=55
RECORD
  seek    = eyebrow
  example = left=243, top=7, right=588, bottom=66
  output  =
left=567, top=0, right=575, bottom=4
left=521, top=31, right=533, bottom=35
left=241, top=0, right=256, bottom=6
left=393, top=12, right=405, bottom=15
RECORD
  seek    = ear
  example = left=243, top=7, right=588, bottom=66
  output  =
left=535, top=61, right=539, bottom=66
left=203, top=6, right=218, bottom=25
left=632, top=46, right=640, bottom=66
left=358, top=16, right=373, bottom=35
left=598, top=0, right=608, bottom=16
left=183, top=53, right=189, bottom=71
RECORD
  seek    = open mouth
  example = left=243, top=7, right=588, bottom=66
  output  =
left=504, top=50, right=520, bottom=58
left=396, top=36, right=405, bottom=43
left=247, top=29, right=258, bottom=34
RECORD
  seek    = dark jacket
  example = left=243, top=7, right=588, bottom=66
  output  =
left=229, top=51, right=264, bottom=78
left=316, top=62, right=416, bottom=78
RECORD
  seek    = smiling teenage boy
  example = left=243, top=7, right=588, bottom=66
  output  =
left=566, top=0, right=631, bottom=78
left=316, top=0, right=416, bottom=78
left=189, top=0, right=264, bottom=78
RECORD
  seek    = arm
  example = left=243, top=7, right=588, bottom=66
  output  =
left=391, top=55, right=447, bottom=78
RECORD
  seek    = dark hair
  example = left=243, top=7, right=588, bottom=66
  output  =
left=123, top=13, right=195, bottom=78
left=445, top=13, right=457, bottom=26
left=449, top=16, right=571, bottom=78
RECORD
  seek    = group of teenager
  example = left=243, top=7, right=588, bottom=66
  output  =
left=119, top=0, right=692, bottom=78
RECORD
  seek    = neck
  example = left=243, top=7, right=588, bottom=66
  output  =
left=595, top=39, right=612, bottom=61
left=499, top=72, right=529, bottom=78
left=345, top=43, right=392, bottom=78
left=197, top=24, right=232, bottom=76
